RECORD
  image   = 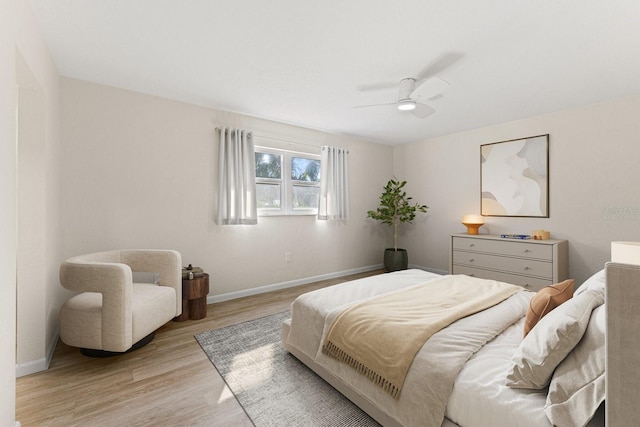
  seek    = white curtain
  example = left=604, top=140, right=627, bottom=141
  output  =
left=216, top=127, right=258, bottom=225
left=318, top=146, right=349, bottom=220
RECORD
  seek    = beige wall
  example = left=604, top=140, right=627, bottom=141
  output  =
left=395, top=96, right=640, bottom=285
left=1, top=0, right=61, bottom=422
left=60, top=78, right=394, bottom=298
left=60, top=76, right=640, bottom=296
left=0, top=5, right=17, bottom=421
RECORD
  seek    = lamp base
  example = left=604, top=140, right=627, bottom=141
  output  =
left=464, top=224, right=481, bottom=235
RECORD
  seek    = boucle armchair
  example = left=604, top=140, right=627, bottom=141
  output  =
left=59, top=249, right=182, bottom=356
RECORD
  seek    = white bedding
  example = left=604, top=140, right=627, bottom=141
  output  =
left=285, top=270, right=531, bottom=426
left=447, top=313, right=605, bottom=427
left=284, top=269, right=606, bottom=427
left=285, top=269, right=442, bottom=360
left=447, top=317, right=551, bottom=426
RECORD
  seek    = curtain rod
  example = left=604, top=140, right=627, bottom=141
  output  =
left=215, top=127, right=320, bottom=150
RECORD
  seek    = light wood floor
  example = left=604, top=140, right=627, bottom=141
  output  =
left=16, top=269, right=383, bottom=427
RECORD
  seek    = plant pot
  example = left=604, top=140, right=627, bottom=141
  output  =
left=384, top=248, right=408, bottom=272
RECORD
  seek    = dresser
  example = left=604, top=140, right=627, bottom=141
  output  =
left=450, top=234, right=568, bottom=291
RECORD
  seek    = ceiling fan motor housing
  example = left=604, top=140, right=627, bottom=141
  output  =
left=397, top=78, right=417, bottom=110
left=398, top=78, right=417, bottom=99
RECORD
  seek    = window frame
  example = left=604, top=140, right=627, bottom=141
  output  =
left=255, top=146, right=321, bottom=216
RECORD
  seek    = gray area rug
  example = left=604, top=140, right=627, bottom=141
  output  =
left=195, top=311, right=379, bottom=427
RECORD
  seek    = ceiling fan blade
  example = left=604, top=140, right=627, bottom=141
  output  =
left=358, top=52, right=463, bottom=96
left=356, top=82, right=398, bottom=92
left=354, top=101, right=398, bottom=109
left=411, top=103, right=436, bottom=119
left=412, top=77, right=449, bottom=100
left=415, top=52, right=464, bottom=81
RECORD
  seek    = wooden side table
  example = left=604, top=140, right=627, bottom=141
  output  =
left=174, top=273, right=209, bottom=321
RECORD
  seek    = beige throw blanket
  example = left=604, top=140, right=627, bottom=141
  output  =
left=322, top=274, right=522, bottom=399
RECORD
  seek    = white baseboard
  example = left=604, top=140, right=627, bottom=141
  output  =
left=16, top=265, right=442, bottom=377
left=16, top=330, right=58, bottom=378
left=207, top=264, right=384, bottom=304
left=15, top=357, right=47, bottom=378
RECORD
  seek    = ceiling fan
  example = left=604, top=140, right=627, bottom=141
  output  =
left=354, top=53, right=462, bottom=119
left=354, top=76, right=449, bottom=119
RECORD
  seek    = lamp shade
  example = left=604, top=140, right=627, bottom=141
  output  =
left=611, top=241, right=640, bottom=266
left=462, top=214, right=485, bottom=235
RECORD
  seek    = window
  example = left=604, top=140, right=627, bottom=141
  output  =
left=255, top=147, right=320, bottom=216
left=255, top=151, right=282, bottom=211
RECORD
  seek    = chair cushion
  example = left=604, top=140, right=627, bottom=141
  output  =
left=132, top=283, right=177, bottom=343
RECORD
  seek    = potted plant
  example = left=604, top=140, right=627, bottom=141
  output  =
left=367, top=178, right=428, bottom=272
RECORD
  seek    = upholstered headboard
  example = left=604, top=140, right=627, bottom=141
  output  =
left=605, top=262, right=640, bottom=426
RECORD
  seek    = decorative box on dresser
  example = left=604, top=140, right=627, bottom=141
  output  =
left=450, top=233, right=568, bottom=291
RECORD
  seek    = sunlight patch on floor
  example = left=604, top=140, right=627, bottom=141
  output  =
left=215, top=386, right=235, bottom=404
left=228, top=343, right=276, bottom=389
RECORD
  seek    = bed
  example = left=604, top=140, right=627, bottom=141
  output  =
left=282, top=267, right=615, bottom=427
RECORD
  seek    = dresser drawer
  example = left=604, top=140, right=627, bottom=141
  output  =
left=452, top=236, right=553, bottom=260
left=452, top=265, right=551, bottom=291
left=452, top=250, right=553, bottom=278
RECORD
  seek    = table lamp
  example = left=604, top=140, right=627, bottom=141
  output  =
left=611, top=241, right=640, bottom=266
left=462, top=214, right=485, bottom=235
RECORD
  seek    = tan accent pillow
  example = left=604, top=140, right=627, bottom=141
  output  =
left=523, top=279, right=574, bottom=337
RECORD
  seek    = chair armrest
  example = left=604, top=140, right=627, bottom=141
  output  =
left=60, top=260, right=131, bottom=294
left=119, top=249, right=183, bottom=316
left=59, top=259, right=133, bottom=349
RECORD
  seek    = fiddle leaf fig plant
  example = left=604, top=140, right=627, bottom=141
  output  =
left=367, top=178, right=428, bottom=251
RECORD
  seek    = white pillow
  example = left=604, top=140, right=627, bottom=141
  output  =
left=506, top=290, right=604, bottom=389
left=574, top=269, right=605, bottom=296
left=544, top=304, right=605, bottom=427
left=132, top=271, right=160, bottom=284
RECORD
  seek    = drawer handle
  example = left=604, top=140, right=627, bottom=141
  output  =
left=523, top=283, right=531, bottom=289
left=469, top=243, right=475, bottom=247
left=524, top=249, right=531, bottom=253
left=523, top=266, right=531, bottom=270
left=469, top=258, right=475, bottom=262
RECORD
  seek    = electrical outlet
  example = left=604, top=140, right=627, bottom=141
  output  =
left=285, top=252, right=292, bottom=263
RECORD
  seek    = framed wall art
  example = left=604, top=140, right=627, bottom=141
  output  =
left=481, top=134, right=549, bottom=217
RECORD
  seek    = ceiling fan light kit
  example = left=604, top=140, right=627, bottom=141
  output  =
left=397, top=99, right=416, bottom=111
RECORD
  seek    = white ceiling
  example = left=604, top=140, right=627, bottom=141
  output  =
left=28, top=0, right=640, bottom=145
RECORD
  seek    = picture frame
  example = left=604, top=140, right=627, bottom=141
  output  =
left=480, top=134, right=549, bottom=217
